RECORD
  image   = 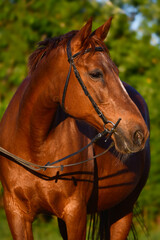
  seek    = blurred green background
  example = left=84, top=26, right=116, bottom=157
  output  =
left=0, top=0, right=160, bottom=239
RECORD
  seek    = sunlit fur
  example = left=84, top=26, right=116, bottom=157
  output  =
left=0, top=19, right=150, bottom=240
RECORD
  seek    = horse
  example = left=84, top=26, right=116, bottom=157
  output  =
left=0, top=18, right=150, bottom=240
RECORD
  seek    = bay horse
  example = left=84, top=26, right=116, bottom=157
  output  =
left=0, top=18, right=150, bottom=240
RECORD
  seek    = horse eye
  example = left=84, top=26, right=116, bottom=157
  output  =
left=89, top=70, right=103, bottom=81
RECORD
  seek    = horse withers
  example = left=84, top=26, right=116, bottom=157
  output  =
left=0, top=18, right=149, bottom=240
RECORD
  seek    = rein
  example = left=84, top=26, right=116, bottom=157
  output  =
left=0, top=119, right=120, bottom=172
left=0, top=38, right=121, bottom=174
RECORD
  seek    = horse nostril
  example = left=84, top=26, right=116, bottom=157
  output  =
left=133, top=130, right=144, bottom=147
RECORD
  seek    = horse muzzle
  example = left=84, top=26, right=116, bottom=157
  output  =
left=112, top=126, right=149, bottom=154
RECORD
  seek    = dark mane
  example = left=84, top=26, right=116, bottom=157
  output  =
left=28, top=29, right=112, bottom=74
left=28, top=30, right=78, bottom=73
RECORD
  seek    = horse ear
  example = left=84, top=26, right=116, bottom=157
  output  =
left=72, top=18, right=92, bottom=50
left=93, top=17, right=113, bottom=41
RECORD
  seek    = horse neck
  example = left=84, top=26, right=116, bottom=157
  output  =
left=17, top=69, right=60, bottom=150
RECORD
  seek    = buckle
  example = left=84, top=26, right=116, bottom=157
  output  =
left=103, top=118, right=121, bottom=141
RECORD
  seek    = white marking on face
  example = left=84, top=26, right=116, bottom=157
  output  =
left=100, top=53, right=128, bottom=95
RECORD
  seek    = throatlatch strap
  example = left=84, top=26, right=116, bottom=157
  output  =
left=62, top=62, right=72, bottom=111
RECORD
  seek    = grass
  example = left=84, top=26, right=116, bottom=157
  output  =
left=33, top=215, right=62, bottom=240
left=0, top=208, right=12, bottom=240
left=0, top=208, right=160, bottom=240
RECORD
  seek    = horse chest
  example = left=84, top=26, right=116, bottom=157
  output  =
left=95, top=150, right=144, bottom=211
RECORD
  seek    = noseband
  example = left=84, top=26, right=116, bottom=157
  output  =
left=62, top=38, right=121, bottom=132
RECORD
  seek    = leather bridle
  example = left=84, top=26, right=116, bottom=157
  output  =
left=62, top=38, right=121, bottom=131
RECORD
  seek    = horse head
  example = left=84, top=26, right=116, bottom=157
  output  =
left=52, top=18, right=148, bottom=154
left=29, top=18, right=149, bottom=154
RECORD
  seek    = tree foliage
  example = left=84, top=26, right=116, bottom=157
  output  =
left=0, top=0, right=160, bottom=227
